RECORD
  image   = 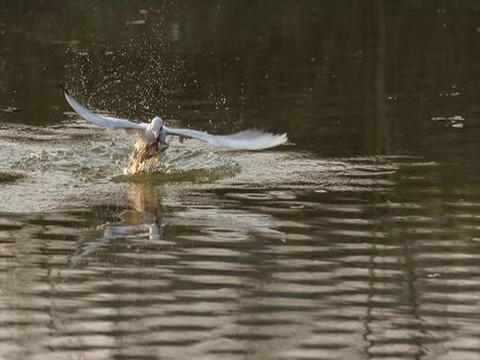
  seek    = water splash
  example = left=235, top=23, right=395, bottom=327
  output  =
left=120, top=138, right=241, bottom=183
left=127, top=137, right=168, bottom=174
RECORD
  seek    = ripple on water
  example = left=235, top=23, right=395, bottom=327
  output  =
left=0, top=172, right=24, bottom=183
left=3, top=121, right=480, bottom=359
left=113, top=165, right=240, bottom=184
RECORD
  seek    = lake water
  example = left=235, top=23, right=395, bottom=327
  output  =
left=2, top=2, right=480, bottom=359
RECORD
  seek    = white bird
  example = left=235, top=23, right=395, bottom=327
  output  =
left=63, top=90, right=288, bottom=155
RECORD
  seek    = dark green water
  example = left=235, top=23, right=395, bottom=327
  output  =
left=2, top=1, right=480, bottom=359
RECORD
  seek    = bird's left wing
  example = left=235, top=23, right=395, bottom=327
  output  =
left=63, top=90, right=147, bottom=131
left=165, top=127, right=287, bottom=150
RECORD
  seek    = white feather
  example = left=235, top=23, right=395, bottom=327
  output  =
left=63, top=90, right=147, bottom=131
left=165, top=127, right=287, bottom=150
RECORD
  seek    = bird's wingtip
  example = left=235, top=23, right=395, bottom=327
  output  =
left=57, top=83, right=65, bottom=92
left=276, top=132, right=288, bottom=143
left=58, top=84, right=71, bottom=97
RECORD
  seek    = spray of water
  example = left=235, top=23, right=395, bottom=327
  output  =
left=127, top=136, right=170, bottom=174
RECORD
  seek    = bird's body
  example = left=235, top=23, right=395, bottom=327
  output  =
left=63, top=90, right=287, bottom=173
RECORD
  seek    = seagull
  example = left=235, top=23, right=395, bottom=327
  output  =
left=63, top=90, right=287, bottom=162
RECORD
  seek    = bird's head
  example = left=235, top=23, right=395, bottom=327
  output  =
left=151, top=116, right=164, bottom=133
left=150, top=116, right=167, bottom=151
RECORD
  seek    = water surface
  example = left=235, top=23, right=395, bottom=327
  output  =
left=2, top=2, right=480, bottom=359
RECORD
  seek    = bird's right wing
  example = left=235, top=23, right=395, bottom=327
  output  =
left=63, top=89, right=148, bottom=131
left=165, top=127, right=288, bottom=150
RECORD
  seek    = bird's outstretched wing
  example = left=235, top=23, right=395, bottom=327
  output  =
left=165, top=127, right=287, bottom=150
left=63, top=89, right=147, bottom=131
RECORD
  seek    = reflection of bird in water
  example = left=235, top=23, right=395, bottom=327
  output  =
left=63, top=89, right=288, bottom=173
left=70, top=184, right=165, bottom=264
left=129, top=183, right=163, bottom=240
